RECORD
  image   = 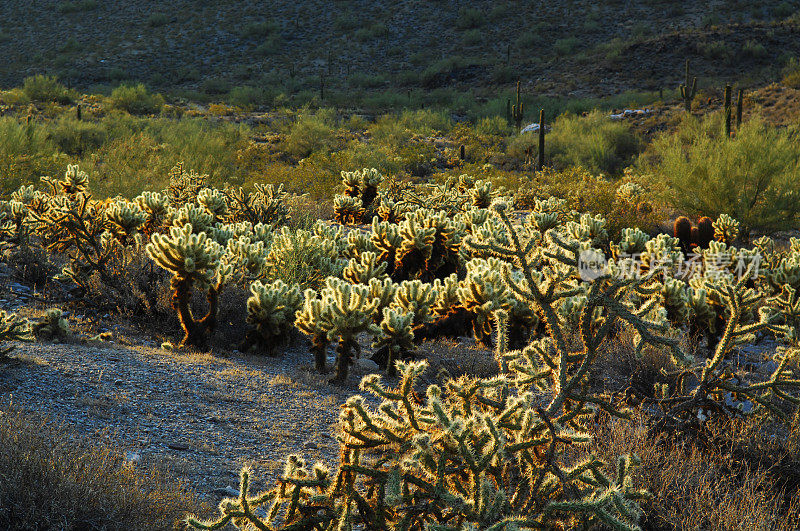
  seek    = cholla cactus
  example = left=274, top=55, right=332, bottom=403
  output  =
left=394, top=209, right=462, bottom=281
left=342, top=251, right=388, bottom=284
left=41, top=164, right=90, bottom=197
left=241, top=280, right=303, bottom=355
left=616, top=181, right=644, bottom=205
left=377, top=197, right=405, bottom=223
left=640, top=233, right=683, bottom=276
left=370, top=218, right=402, bottom=275
left=134, top=191, right=170, bottom=234
left=458, top=257, right=515, bottom=346
left=372, top=307, right=415, bottom=376
left=225, top=236, right=269, bottom=281
left=333, top=195, right=365, bottom=225
left=171, top=203, right=214, bottom=234
left=367, top=277, right=397, bottom=325
left=190, top=357, right=650, bottom=530
left=105, top=199, right=147, bottom=242
left=660, top=277, right=690, bottom=324
left=146, top=223, right=231, bottom=348
left=611, top=227, right=650, bottom=258
left=166, top=162, right=207, bottom=206
left=391, top=279, right=437, bottom=331
left=343, top=230, right=374, bottom=259
left=470, top=179, right=494, bottom=208
left=341, top=170, right=362, bottom=198
left=0, top=311, right=31, bottom=360
left=33, top=309, right=70, bottom=340
left=565, top=213, right=608, bottom=247
left=296, top=278, right=380, bottom=383
left=197, top=187, right=229, bottom=222
left=713, top=214, right=739, bottom=244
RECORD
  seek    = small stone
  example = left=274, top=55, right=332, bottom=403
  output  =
left=167, top=442, right=190, bottom=451
left=303, top=441, right=318, bottom=449
left=212, top=486, right=240, bottom=497
left=353, top=358, right=379, bottom=374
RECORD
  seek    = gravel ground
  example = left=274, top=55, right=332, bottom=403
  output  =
left=0, top=338, right=365, bottom=504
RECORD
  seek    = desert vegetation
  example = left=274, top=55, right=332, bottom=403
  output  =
left=1, top=2, right=800, bottom=530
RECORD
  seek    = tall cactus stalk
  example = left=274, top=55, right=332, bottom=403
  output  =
left=511, top=79, right=524, bottom=132
left=736, top=88, right=744, bottom=129
left=679, top=58, right=697, bottom=112
left=536, top=108, right=545, bottom=171
left=724, top=84, right=732, bottom=138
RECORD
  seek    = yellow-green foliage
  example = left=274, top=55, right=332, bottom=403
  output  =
left=641, top=113, right=800, bottom=233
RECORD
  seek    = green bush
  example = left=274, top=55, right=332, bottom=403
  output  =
left=0, top=117, right=65, bottom=192
left=57, top=0, right=98, bottom=13
left=284, top=109, right=336, bottom=158
left=455, top=7, right=483, bottom=29
left=640, top=113, right=800, bottom=234
left=509, top=110, right=643, bottom=175
left=782, top=57, right=800, bottom=88
left=47, top=116, right=107, bottom=156
left=109, top=84, right=165, bottom=115
left=22, top=75, right=75, bottom=104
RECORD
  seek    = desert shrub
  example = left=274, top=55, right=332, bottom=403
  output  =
left=283, top=109, right=336, bottom=158
left=0, top=117, right=66, bottom=192
left=509, top=110, right=643, bottom=175
left=146, top=13, right=169, bottom=27
left=742, top=39, right=768, bottom=59
left=782, top=57, right=800, bottom=88
left=640, top=113, right=800, bottom=234
left=455, top=7, right=484, bottom=29
left=0, top=404, right=199, bottom=529
left=110, top=83, right=165, bottom=115
left=554, top=36, right=580, bottom=56
left=47, top=115, right=107, bottom=156
left=56, top=0, right=97, bottom=13
left=21, top=74, right=75, bottom=104
left=353, top=21, right=389, bottom=42
left=474, top=115, right=510, bottom=136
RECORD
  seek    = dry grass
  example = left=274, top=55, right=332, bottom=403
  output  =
left=593, top=412, right=800, bottom=530
left=0, top=403, right=205, bottom=530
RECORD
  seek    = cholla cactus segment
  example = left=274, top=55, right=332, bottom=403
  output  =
left=105, top=199, right=147, bottom=240
left=640, top=233, right=683, bottom=276
left=196, top=187, right=229, bottom=222
left=343, top=230, right=375, bottom=259
left=265, top=226, right=343, bottom=290
left=612, top=227, right=650, bottom=257
left=134, top=191, right=170, bottom=231
left=0, top=311, right=31, bottom=359
left=470, top=179, right=494, bottom=209
left=616, top=181, right=644, bottom=205
left=713, top=214, right=739, bottom=244
left=41, top=164, right=90, bottom=197
left=660, top=277, right=690, bottom=323
left=458, top=258, right=515, bottom=345
left=170, top=203, right=214, bottom=234
left=368, top=277, right=397, bottom=323
left=377, top=197, right=405, bottom=223
left=372, top=307, right=415, bottom=375
left=333, top=194, right=365, bottom=225
left=432, top=273, right=460, bottom=316
left=225, top=236, right=269, bottom=280
left=342, top=251, right=388, bottom=284
left=33, top=309, right=70, bottom=340
left=11, top=185, right=36, bottom=205
left=391, top=279, right=437, bottom=328
left=166, top=162, right=207, bottom=206
left=243, top=279, right=303, bottom=355
left=340, top=169, right=362, bottom=197
left=565, top=213, right=608, bottom=247
left=147, top=223, right=222, bottom=290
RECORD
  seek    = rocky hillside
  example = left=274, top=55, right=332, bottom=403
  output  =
left=2, top=1, right=799, bottom=100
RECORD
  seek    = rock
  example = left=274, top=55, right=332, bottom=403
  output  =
left=125, top=451, right=141, bottom=463
left=211, top=486, right=240, bottom=497
left=353, top=358, right=379, bottom=374
left=303, top=441, right=318, bottom=449
left=167, top=442, right=190, bottom=451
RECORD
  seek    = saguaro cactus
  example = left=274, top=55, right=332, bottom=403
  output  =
left=679, top=58, right=697, bottom=112
left=511, top=79, right=524, bottom=132
left=537, top=108, right=545, bottom=171
left=724, top=84, right=732, bottom=138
